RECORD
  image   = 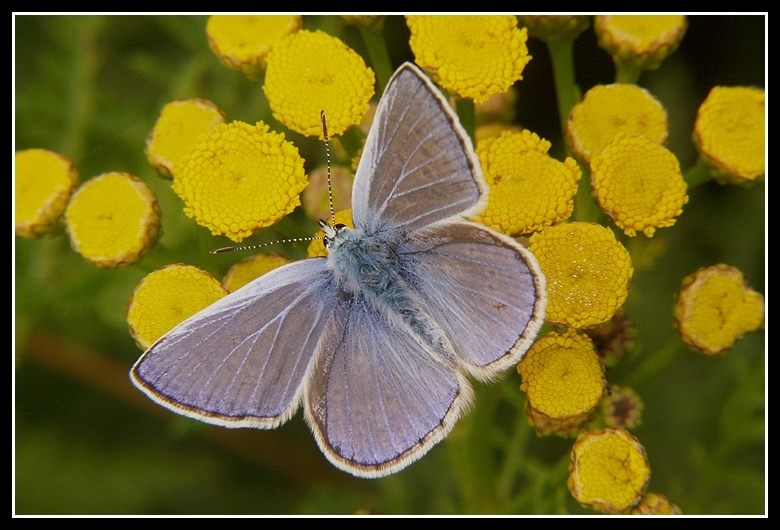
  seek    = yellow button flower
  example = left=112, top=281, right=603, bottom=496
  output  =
left=631, top=493, right=682, bottom=515
left=567, top=84, right=668, bottom=166
left=591, top=134, right=688, bottom=237
left=601, top=385, right=643, bottom=430
left=65, top=172, right=160, bottom=268
left=406, top=15, right=531, bottom=104
left=674, top=264, right=764, bottom=356
left=529, top=223, right=633, bottom=328
left=264, top=30, right=375, bottom=138
left=145, top=99, right=225, bottom=179
left=595, top=15, right=687, bottom=72
left=516, top=15, right=591, bottom=42
left=518, top=330, right=605, bottom=436
left=172, top=121, right=308, bottom=243
left=472, top=130, right=581, bottom=236
left=15, top=149, right=78, bottom=238
left=127, top=264, right=229, bottom=350
left=693, top=86, right=765, bottom=185
left=206, top=15, right=301, bottom=78
left=307, top=209, right=354, bottom=258
left=568, top=428, right=651, bottom=513
left=222, top=253, right=292, bottom=293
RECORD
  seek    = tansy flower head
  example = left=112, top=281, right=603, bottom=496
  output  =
left=308, top=209, right=354, bottom=258
left=172, top=120, right=307, bottom=243
left=206, top=15, right=302, bottom=79
left=516, top=15, right=591, bottom=42
left=264, top=30, right=375, bottom=138
left=65, top=172, right=160, bottom=269
left=222, top=253, right=292, bottom=293
left=566, top=84, right=668, bottom=166
left=568, top=428, right=651, bottom=514
left=340, top=15, right=386, bottom=32
left=631, top=493, right=682, bottom=515
left=127, top=264, right=228, bottom=350
left=406, top=15, right=531, bottom=104
left=591, top=134, right=688, bottom=237
left=145, top=99, right=225, bottom=179
left=301, top=165, right=353, bottom=222
left=528, top=223, right=633, bottom=328
left=693, top=86, right=765, bottom=185
left=674, top=264, right=764, bottom=356
left=15, top=149, right=78, bottom=238
left=595, top=15, right=687, bottom=72
left=601, top=385, right=643, bottom=430
left=518, top=330, right=605, bottom=436
left=471, top=130, right=581, bottom=236
left=583, top=309, right=637, bottom=368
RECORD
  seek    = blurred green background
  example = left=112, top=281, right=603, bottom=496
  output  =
left=14, top=15, right=765, bottom=514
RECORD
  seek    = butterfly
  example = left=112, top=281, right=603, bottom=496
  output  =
left=131, top=62, right=547, bottom=478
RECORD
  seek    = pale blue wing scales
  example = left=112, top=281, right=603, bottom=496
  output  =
left=351, top=63, right=486, bottom=236
left=399, top=221, right=547, bottom=379
left=304, top=296, right=472, bottom=478
left=131, top=258, right=337, bottom=428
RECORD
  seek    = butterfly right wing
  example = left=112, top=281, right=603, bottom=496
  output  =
left=351, top=63, right=486, bottom=237
left=131, top=258, right=338, bottom=429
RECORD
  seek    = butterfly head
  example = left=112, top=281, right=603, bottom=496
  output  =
left=318, top=219, right=350, bottom=250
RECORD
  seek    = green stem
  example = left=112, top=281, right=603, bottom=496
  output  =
left=456, top=97, right=476, bottom=145
left=546, top=38, right=580, bottom=148
left=614, top=61, right=643, bottom=84
left=622, top=336, right=685, bottom=389
left=358, top=25, right=393, bottom=95
left=684, top=159, right=714, bottom=190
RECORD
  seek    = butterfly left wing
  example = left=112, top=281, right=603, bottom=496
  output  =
left=131, top=258, right=337, bottom=428
left=304, top=294, right=472, bottom=478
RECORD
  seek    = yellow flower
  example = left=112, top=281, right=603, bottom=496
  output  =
left=631, top=493, right=682, bottom=515
left=528, top=223, right=633, bottom=328
left=595, top=15, right=687, bottom=72
left=65, top=172, right=160, bottom=268
left=601, top=385, right=643, bottom=430
left=15, top=149, right=78, bottom=238
left=206, top=15, right=301, bottom=78
left=471, top=130, right=581, bottom=236
left=145, top=99, right=225, bottom=179
left=301, top=165, right=353, bottom=223
left=568, top=428, right=651, bottom=514
left=222, top=253, right=293, bottom=293
left=173, top=121, right=308, bottom=243
left=307, top=209, right=354, bottom=258
left=674, top=264, right=764, bottom=356
left=693, top=86, right=765, bottom=185
left=518, top=330, right=605, bottom=436
left=264, top=30, right=375, bottom=138
left=566, top=84, right=668, bottom=166
left=127, top=264, right=228, bottom=350
left=591, top=134, right=688, bottom=237
left=516, top=15, right=591, bottom=42
left=406, top=15, right=531, bottom=103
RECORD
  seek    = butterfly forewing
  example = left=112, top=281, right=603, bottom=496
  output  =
left=351, top=64, right=486, bottom=237
left=132, top=259, right=337, bottom=428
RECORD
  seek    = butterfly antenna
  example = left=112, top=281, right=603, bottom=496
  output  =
left=210, top=235, right=322, bottom=255
left=320, top=110, right=336, bottom=227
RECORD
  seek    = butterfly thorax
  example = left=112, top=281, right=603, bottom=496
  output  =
left=326, top=226, right=455, bottom=364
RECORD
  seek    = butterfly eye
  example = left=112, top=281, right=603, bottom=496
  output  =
left=334, top=223, right=347, bottom=231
